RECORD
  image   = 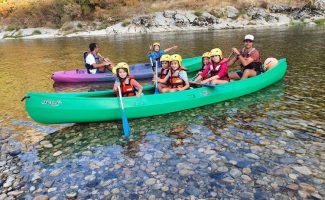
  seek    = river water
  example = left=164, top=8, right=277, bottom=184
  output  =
left=0, top=26, right=324, bottom=199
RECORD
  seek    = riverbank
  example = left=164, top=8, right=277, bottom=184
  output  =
left=0, top=3, right=324, bottom=40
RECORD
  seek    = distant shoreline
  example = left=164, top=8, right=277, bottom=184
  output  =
left=1, top=5, right=324, bottom=40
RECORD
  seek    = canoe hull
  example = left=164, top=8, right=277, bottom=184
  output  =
left=26, top=59, right=287, bottom=124
left=51, top=56, right=202, bottom=83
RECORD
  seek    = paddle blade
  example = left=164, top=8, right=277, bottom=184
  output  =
left=154, top=87, right=159, bottom=94
left=122, top=111, right=130, bottom=138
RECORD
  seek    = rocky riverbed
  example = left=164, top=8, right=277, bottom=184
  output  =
left=0, top=2, right=324, bottom=40
left=1, top=84, right=324, bottom=199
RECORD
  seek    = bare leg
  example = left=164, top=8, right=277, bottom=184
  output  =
left=210, top=79, right=229, bottom=85
left=241, top=69, right=257, bottom=80
left=228, top=72, right=241, bottom=80
left=158, top=83, right=168, bottom=92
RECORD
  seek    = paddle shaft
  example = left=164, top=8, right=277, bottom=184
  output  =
left=117, top=86, right=125, bottom=110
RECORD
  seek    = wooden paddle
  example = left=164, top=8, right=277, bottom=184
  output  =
left=117, top=85, right=130, bottom=139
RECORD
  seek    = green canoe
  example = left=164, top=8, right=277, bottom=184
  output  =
left=25, top=58, right=287, bottom=124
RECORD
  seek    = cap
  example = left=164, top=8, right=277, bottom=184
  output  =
left=244, top=34, right=254, bottom=41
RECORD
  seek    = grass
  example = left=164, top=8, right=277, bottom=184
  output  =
left=314, top=19, right=325, bottom=26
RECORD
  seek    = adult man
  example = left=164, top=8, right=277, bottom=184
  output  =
left=228, top=34, right=263, bottom=80
left=85, top=43, right=113, bottom=74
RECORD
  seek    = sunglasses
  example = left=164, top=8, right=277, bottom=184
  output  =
left=244, top=40, right=253, bottom=43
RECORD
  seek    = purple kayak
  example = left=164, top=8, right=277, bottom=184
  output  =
left=51, top=56, right=201, bottom=83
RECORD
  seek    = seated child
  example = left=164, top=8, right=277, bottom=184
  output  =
left=112, top=62, right=143, bottom=97
left=201, top=48, right=230, bottom=85
left=156, top=54, right=190, bottom=93
left=194, top=52, right=213, bottom=82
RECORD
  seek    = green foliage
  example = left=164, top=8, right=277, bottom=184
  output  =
left=193, top=10, right=202, bottom=17
left=32, top=29, right=42, bottom=35
left=5, top=24, right=18, bottom=31
left=314, top=19, right=325, bottom=26
left=121, top=20, right=130, bottom=27
left=77, top=22, right=82, bottom=28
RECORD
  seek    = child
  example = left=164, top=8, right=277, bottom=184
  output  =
left=113, top=62, right=143, bottom=97
left=200, top=48, right=230, bottom=85
left=194, top=52, right=212, bottom=82
left=156, top=54, right=190, bottom=93
left=157, top=54, right=171, bottom=91
left=147, top=42, right=178, bottom=68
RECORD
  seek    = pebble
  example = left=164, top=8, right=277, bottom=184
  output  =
left=245, top=153, right=260, bottom=159
left=53, top=151, right=62, bottom=157
left=272, top=149, right=285, bottom=155
left=143, top=154, right=153, bottom=161
left=241, top=175, right=252, bottom=183
left=287, top=184, right=299, bottom=190
left=299, top=183, right=316, bottom=193
left=145, top=178, right=156, bottom=186
left=292, top=166, right=312, bottom=175
left=49, top=169, right=62, bottom=177
left=298, top=190, right=309, bottom=198
left=217, top=166, right=229, bottom=172
left=289, top=173, right=298, bottom=180
left=243, top=168, right=251, bottom=174
left=230, top=168, right=242, bottom=178
left=161, top=186, right=169, bottom=192
left=33, top=195, right=49, bottom=200
left=111, top=188, right=120, bottom=194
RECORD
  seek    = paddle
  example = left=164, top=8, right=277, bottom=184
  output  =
left=189, top=81, right=216, bottom=88
left=117, top=85, right=130, bottom=139
left=154, top=61, right=159, bottom=94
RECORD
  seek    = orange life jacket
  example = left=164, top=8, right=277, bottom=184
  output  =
left=169, top=69, right=186, bottom=88
left=120, top=78, right=136, bottom=97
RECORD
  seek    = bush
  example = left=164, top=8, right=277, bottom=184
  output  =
left=5, top=24, right=18, bottom=31
left=193, top=10, right=202, bottom=17
left=314, top=19, right=325, bottom=26
left=121, top=20, right=130, bottom=27
left=32, top=29, right=41, bottom=35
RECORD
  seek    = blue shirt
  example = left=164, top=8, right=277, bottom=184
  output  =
left=147, top=50, right=165, bottom=68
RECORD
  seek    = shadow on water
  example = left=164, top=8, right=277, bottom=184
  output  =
left=36, top=80, right=286, bottom=164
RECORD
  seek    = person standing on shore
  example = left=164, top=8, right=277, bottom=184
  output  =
left=85, top=43, right=114, bottom=74
left=227, top=34, right=263, bottom=80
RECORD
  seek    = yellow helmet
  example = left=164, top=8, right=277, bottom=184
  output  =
left=112, top=62, right=130, bottom=74
left=210, top=48, right=223, bottom=58
left=153, top=42, right=160, bottom=47
left=160, top=54, right=170, bottom=62
left=202, top=52, right=211, bottom=58
left=170, top=54, right=182, bottom=65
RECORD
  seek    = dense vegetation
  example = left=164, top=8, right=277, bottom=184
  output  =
left=0, top=0, right=309, bottom=29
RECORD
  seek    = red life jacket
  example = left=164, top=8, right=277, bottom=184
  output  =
left=160, top=68, right=169, bottom=79
left=169, top=69, right=186, bottom=88
left=120, top=78, right=136, bottom=97
left=209, top=58, right=229, bottom=79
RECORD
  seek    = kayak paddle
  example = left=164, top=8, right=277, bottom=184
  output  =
left=117, top=85, right=130, bottom=139
left=154, top=61, right=159, bottom=94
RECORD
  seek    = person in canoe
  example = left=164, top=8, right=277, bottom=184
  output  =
left=155, top=54, right=190, bottom=93
left=227, top=34, right=263, bottom=80
left=196, top=48, right=230, bottom=85
left=147, top=42, right=178, bottom=68
left=112, top=62, right=143, bottom=97
left=194, top=52, right=212, bottom=82
left=157, top=54, right=171, bottom=91
left=85, top=43, right=114, bottom=74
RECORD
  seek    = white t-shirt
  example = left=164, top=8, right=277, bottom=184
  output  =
left=85, top=53, right=96, bottom=65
